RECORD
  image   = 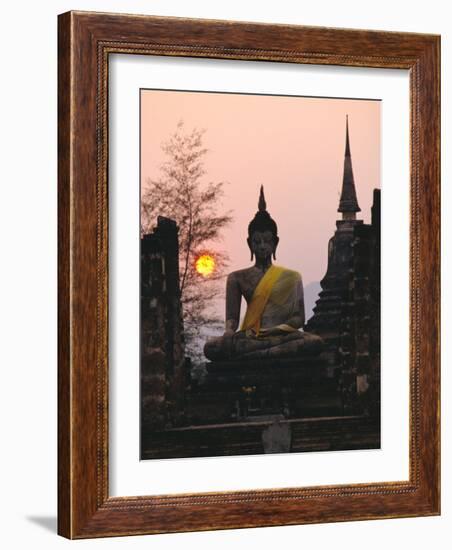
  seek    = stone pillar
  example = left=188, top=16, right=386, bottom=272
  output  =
left=340, top=189, right=381, bottom=415
left=141, top=216, right=187, bottom=431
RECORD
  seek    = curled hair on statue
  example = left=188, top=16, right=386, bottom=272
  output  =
left=247, top=185, right=279, bottom=261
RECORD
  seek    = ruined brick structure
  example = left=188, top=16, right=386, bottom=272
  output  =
left=339, top=189, right=381, bottom=415
left=306, top=118, right=381, bottom=418
left=140, top=216, right=188, bottom=438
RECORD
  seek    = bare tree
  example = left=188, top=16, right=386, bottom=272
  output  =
left=141, top=121, right=233, bottom=362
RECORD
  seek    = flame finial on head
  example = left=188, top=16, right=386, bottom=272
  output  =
left=248, top=185, right=277, bottom=238
left=258, top=185, right=267, bottom=212
left=247, top=185, right=279, bottom=260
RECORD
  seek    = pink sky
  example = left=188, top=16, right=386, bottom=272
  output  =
left=141, top=90, right=380, bottom=293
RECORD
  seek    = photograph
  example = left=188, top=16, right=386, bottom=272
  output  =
left=140, top=89, right=381, bottom=459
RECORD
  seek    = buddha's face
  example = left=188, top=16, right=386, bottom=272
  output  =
left=248, top=230, right=279, bottom=261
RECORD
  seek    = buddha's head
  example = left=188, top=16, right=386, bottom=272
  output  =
left=247, top=186, right=279, bottom=262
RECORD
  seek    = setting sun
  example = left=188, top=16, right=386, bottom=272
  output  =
left=195, top=254, right=216, bottom=277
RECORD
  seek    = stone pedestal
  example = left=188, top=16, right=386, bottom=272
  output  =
left=185, top=355, right=343, bottom=424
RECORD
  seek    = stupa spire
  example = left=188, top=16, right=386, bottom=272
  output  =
left=338, top=115, right=361, bottom=219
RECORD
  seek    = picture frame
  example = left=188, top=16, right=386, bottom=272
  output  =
left=58, top=10, right=440, bottom=538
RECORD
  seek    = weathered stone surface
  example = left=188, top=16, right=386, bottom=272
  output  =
left=261, top=415, right=292, bottom=453
left=140, top=216, right=187, bottom=436
left=306, top=192, right=380, bottom=416
left=141, top=415, right=380, bottom=460
left=204, top=330, right=323, bottom=361
left=189, top=355, right=342, bottom=423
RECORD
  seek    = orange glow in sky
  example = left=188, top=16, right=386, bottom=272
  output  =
left=141, top=89, right=380, bottom=289
left=141, top=89, right=380, bottom=321
left=195, top=254, right=216, bottom=277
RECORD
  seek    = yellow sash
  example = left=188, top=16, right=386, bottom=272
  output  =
left=240, top=265, right=285, bottom=336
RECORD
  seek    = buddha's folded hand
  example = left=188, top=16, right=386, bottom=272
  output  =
left=256, top=326, right=287, bottom=337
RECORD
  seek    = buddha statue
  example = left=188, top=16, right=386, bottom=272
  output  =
left=204, top=186, right=323, bottom=361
